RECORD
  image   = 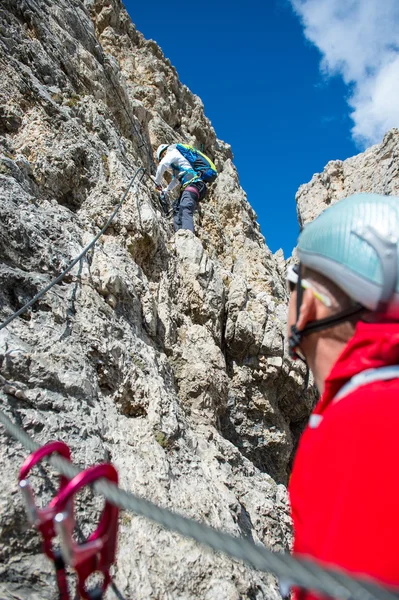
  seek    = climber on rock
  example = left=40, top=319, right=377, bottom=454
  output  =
left=286, top=193, right=399, bottom=598
left=152, top=143, right=217, bottom=233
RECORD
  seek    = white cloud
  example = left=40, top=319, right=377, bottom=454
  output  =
left=290, top=0, right=399, bottom=147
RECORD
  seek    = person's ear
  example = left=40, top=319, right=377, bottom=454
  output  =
left=296, top=288, right=317, bottom=330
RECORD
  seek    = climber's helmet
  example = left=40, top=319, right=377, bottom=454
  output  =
left=156, top=144, right=169, bottom=162
left=288, top=193, right=399, bottom=359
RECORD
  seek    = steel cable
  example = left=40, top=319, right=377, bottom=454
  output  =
left=1, top=7, right=398, bottom=598
left=0, top=409, right=397, bottom=600
left=0, top=168, right=145, bottom=331
left=69, top=0, right=155, bottom=172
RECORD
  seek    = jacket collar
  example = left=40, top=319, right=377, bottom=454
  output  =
left=315, top=321, right=399, bottom=413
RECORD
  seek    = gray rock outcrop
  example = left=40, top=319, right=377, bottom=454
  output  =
left=296, top=128, right=399, bottom=226
left=0, top=1, right=315, bottom=598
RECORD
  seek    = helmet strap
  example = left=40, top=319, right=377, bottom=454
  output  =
left=298, top=303, right=365, bottom=337
left=289, top=265, right=311, bottom=386
left=289, top=264, right=306, bottom=360
left=296, top=264, right=304, bottom=322
left=289, top=303, right=364, bottom=359
left=288, top=263, right=365, bottom=359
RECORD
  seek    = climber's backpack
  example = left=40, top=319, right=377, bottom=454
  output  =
left=176, top=144, right=218, bottom=183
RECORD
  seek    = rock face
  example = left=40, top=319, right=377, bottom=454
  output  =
left=0, top=1, right=315, bottom=598
left=296, top=129, right=399, bottom=227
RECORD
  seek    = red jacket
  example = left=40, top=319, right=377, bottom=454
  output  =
left=289, top=322, right=399, bottom=595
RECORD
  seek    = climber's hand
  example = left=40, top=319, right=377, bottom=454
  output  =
left=150, top=175, right=162, bottom=191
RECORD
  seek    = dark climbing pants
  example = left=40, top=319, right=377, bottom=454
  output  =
left=173, top=181, right=207, bottom=232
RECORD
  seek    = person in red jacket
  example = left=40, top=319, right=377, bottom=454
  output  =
left=287, top=193, right=399, bottom=597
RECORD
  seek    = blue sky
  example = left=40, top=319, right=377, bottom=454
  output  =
left=123, top=0, right=399, bottom=257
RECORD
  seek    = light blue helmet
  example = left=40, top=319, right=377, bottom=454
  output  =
left=297, top=193, right=399, bottom=316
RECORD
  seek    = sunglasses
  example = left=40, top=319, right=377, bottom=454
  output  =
left=286, top=264, right=332, bottom=307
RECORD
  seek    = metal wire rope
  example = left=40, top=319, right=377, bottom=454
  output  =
left=0, top=167, right=145, bottom=332
left=0, top=409, right=397, bottom=600
left=21, top=0, right=155, bottom=173
left=0, top=159, right=396, bottom=599
left=69, top=0, right=155, bottom=172
left=1, top=8, right=398, bottom=598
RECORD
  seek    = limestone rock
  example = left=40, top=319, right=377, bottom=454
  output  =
left=0, top=1, right=313, bottom=598
left=296, top=128, right=399, bottom=227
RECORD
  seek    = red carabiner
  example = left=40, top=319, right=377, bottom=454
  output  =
left=51, top=463, right=119, bottom=600
left=18, top=441, right=72, bottom=559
